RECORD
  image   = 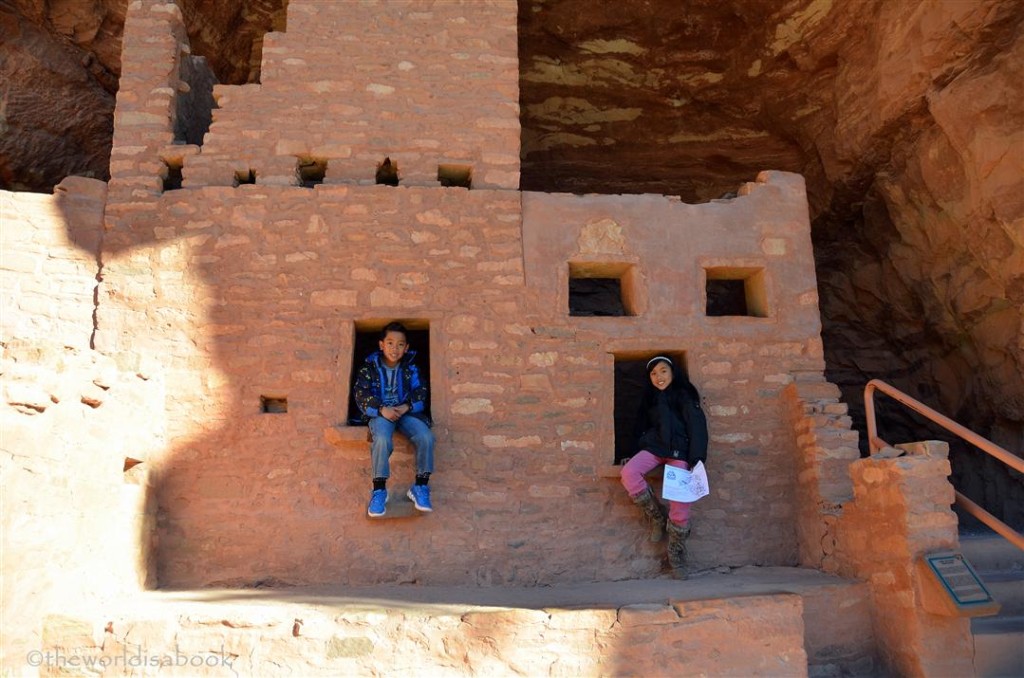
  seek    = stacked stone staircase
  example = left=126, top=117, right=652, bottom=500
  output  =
left=963, top=532, right=1024, bottom=677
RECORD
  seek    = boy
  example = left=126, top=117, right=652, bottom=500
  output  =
left=352, top=322, right=435, bottom=517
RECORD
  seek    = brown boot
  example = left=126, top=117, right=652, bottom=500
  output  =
left=631, top=486, right=667, bottom=542
left=666, top=521, right=691, bottom=579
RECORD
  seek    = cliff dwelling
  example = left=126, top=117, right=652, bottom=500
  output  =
left=1, top=1, right=1021, bottom=676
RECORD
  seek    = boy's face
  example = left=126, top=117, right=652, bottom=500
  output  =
left=649, top=362, right=673, bottom=391
left=379, top=330, right=408, bottom=368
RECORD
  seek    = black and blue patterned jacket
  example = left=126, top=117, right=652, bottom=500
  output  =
left=352, top=350, right=430, bottom=424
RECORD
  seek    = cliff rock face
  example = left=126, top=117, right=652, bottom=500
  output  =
left=1, top=0, right=1021, bottom=519
left=0, top=0, right=121, bottom=189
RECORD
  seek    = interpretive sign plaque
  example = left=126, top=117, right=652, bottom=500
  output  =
left=916, top=551, right=1000, bottom=617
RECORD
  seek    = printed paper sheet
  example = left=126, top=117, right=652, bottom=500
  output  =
left=662, top=461, right=710, bottom=503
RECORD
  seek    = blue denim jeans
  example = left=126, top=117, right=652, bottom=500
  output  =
left=368, top=414, right=435, bottom=479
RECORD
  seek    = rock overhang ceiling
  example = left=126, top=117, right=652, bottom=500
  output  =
left=1, top=0, right=1022, bottom=481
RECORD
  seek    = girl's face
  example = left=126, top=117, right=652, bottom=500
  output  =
left=649, top=362, right=673, bottom=390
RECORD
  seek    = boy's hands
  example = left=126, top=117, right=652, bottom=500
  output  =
left=380, top=404, right=411, bottom=421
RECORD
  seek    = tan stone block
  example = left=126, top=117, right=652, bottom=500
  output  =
left=545, top=608, right=618, bottom=630
left=1, top=251, right=42, bottom=273
left=369, top=286, right=420, bottom=308
left=616, top=604, right=681, bottom=627
left=528, top=352, right=557, bottom=367
left=527, top=484, right=570, bottom=498
left=41, top=615, right=99, bottom=650
left=284, top=249, right=319, bottom=260
left=451, top=398, right=494, bottom=415
left=482, top=435, right=542, bottom=448
left=450, top=383, right=503, bottom=395
left=461, top=609, right=549, bottom=628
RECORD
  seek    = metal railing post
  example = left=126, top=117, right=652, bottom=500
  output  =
left=863, top=378, right=1023, bottom=551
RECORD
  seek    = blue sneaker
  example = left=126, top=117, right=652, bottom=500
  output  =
left=407, top=484, right=433, bottom=512
left=367, top=489, right=387, bottom=517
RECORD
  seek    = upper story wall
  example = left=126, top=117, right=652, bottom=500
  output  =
left=183, top=0, right=520, bottom=190
left=523, top=171, right=823, bottom=345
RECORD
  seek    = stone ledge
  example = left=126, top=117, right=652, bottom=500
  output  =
left=324, top=425, right=412, bottom=448
left=53, top=572, right=864, bottom=677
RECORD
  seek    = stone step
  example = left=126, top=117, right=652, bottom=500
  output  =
left=972, top=615, right=1024, bottom=678
left=34, top=567, right=877, bottom=677
left=984, top=573, right=1024, bottom=615
left=959, top=534, right=1024, bottom=614
left=959, top=534, right=1024, bottom=574
left=961, top=534, right=1024, bottom=677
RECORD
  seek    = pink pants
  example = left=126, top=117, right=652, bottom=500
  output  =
left=621, top=451, right=691, bottom=526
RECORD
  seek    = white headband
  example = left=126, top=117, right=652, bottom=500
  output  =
left=646, top=355, right=673, bottom=371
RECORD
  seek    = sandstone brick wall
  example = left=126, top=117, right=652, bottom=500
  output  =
left=183, top=0, right=520, bottom=190
left=0, top=178, right=106, bottom=349
left=87, top=170, right=830, bottom=587
left=1, top=178, right=167, bottom=670
left=106, top=1, right=190, bottom=200
left=834, top=443, right=974, bottom=677
left=59, top=0, right=834, bottom=588
left=0, top=339, right=164, bottom=672
left=782, top=378, right=859, bottom=572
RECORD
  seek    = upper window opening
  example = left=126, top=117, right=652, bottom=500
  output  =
left=376, top=157, right=399, bottom=186
left=297, top=157, right=327, bottom=188
left=569, top=262, right=637, bottom=317
left=162, top=160, right=183, bottom=192
left=705, top=267, right=768, bottom=318
left=438, top=164, right=472, bottom=189
left=174, top=54, right=216, bottom=146
left=234, top=169, right=256, bottom=186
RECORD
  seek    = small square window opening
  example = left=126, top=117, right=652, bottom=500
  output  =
left=569, top=262, right=637, bottom=317
left=705, top=267, right=767, bottom=318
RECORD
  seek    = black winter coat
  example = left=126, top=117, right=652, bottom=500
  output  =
left=634, top=384, right=709, bottom=467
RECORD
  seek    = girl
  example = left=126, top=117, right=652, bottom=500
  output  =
left=620, top=355, right=709, bottom=579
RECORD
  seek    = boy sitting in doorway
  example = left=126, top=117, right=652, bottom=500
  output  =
left=353, top=321, right=435, bottom=517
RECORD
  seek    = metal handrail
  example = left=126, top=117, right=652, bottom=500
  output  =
left=865, top=378, right=1024, bottom=551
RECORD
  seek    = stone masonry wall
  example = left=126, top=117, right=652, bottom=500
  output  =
left=781, top=378, right=859, bottom=573
left=834, top=442, right=974, bottom=677
left=0, top=183, right=165, bottom=672
left=183, top=0, right=520, bottom=190
left=38, top=592, right=808, bottom=677
left=90, top=171, right=829, bottom=587
left=0, top=178, right=106, bottom=349
left=88, top=0, right=833, bottom=587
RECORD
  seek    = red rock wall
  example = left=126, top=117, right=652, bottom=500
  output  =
left=814, top=1, right=1024, bottom=526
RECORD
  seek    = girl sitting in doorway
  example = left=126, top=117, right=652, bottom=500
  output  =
left=620, top=355, right=709, bottom=579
